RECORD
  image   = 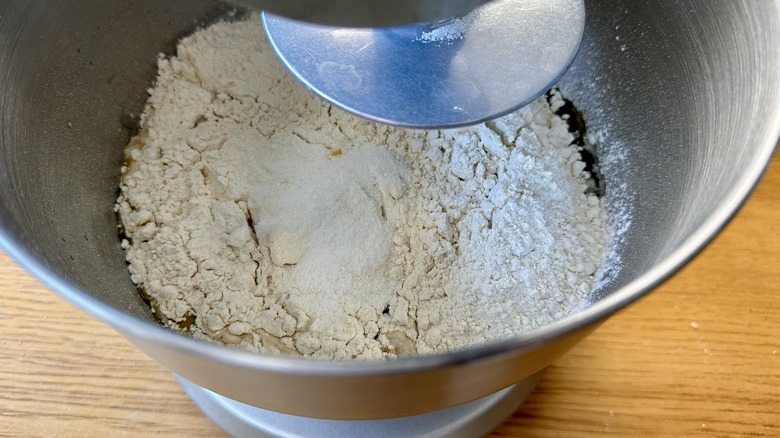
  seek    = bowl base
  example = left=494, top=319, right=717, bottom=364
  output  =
left=176, top=371, right=544, bottom=438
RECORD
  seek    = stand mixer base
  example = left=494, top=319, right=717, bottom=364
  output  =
left=176, top=371, right=544, bottom=438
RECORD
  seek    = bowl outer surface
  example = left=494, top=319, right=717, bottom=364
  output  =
left=0, top=0, right=778, bottom=419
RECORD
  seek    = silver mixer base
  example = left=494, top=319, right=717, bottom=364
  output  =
left=176, top=371, right=544, bottom=438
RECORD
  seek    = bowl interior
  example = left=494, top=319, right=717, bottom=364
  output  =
left=1, top=0, right=778, bottom=354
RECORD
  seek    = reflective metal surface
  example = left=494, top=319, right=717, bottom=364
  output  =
left=0, top=0, right=778, bottom=422
left=263, top=0, right=586, bottom=128
left=226, top=0, right=495, bottom=27
left=177, top=371, right=543, bottom=437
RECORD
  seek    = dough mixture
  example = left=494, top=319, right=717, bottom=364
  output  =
left=116, top=16, right=608, bottom=359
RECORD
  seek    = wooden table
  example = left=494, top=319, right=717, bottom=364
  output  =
left=2, top=155, right=778, bottom=437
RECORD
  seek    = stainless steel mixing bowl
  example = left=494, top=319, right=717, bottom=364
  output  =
left=1, top=0, right=778, bottom=423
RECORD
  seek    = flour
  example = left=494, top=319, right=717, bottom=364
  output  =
left=116, top=15, right=609, bottom=359
left=417, top=15, right=474, bottom=44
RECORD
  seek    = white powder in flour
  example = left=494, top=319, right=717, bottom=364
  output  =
left=116, top=15, right=609, bottom=359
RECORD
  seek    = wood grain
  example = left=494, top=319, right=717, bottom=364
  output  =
left=1, top=154, right=778, bottom=437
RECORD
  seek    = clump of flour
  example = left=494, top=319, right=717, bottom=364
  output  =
left=116, top=16, right=609, bottom=359
left=417, top=15, right=475, bottom=44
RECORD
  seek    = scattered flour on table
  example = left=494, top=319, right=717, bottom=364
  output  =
left=116, top=16, right=609, bottom=360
